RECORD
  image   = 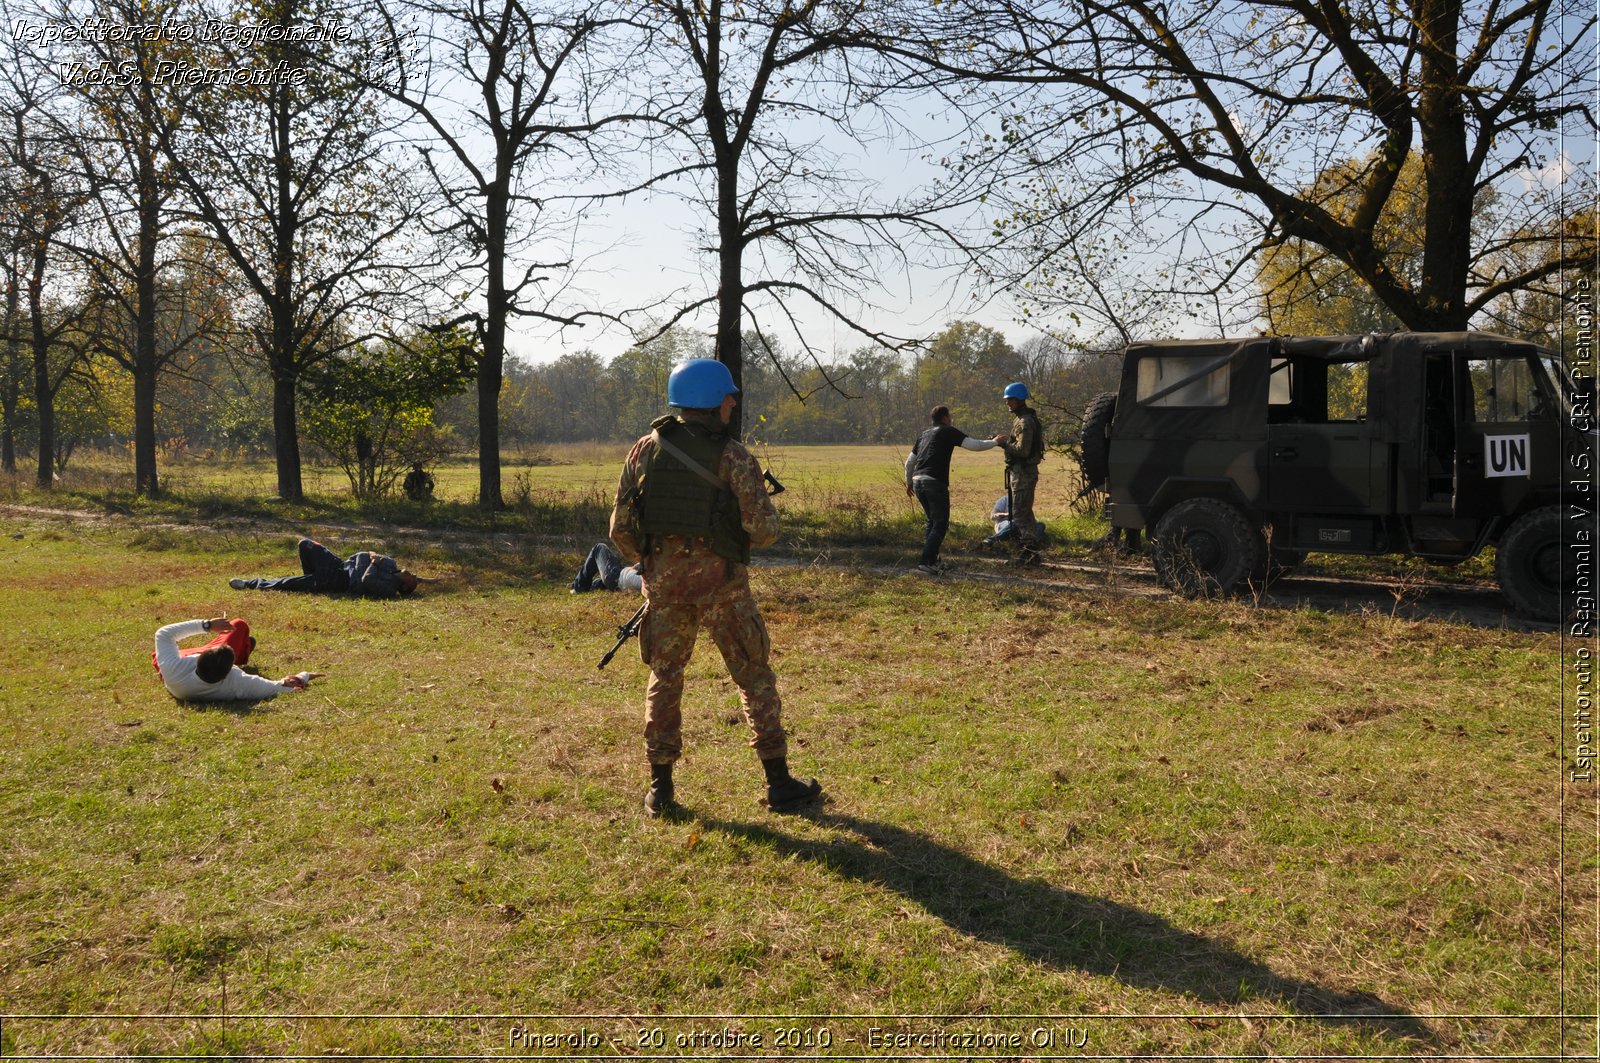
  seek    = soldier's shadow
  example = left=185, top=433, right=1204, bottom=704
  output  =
left=701, top=812, right=1432, bottom=1045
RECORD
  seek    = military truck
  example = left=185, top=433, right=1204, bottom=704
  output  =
left=1079, top=332, right=1591, bottom=618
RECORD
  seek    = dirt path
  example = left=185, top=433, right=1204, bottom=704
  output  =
left=1, top=501, right=1552, bottom=633
left=844, top=552, right=1550, bottom=633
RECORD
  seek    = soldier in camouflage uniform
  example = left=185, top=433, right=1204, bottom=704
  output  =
left=998, top=382, right=1045, bottom=565
left=609, top=357, right=823, bottom=818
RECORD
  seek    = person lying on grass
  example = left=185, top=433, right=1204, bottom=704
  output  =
left=153, top=616, right=324, bottom=702
left=571, top=541, right=644, bottom=594
left=228, top=537, right=423, bottom=598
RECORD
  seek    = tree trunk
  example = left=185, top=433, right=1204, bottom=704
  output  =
left=132, top=366, right=160, bottom=496
left=27, top=238, right=51, bottom=489
left=478, top=180, right=508, bottom=511
left=1414, top=0, right=1472, bottom=331
left=714, top=150, right=745, bottom=438
left=269, top=74, right=306, bottom=504
left=476, top=350, right=503, bottom=510
left=2, top=261, right=19, bottom=473
left=271, top=369, right=302, bottom=500
left=355, top=432, right=375, bottom=497
left=270, top=348, right=304, bottom=501
left=1, top=395, right=14, bottom=473
left=132, top=134, right=162, bottom=497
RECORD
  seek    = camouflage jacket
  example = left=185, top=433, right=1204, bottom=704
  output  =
left=1001, top=406, right=1044, bottom=467
left=609, top=412, right=779, bottom=605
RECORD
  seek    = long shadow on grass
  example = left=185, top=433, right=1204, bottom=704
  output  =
left=704, top=813, right=1432, bottom=1044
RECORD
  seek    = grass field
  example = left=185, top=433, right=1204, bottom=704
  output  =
left=12, top=443, right=1092, bottom=549
left=0, top=448, right=1594, bottom=1059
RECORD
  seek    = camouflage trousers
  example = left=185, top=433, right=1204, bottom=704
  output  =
left=1006, top=464, right=1041, bottom=547
left=638, top=591, right=787, bottom=765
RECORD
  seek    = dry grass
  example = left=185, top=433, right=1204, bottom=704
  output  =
left=0, top=511, right=1589, bottom=1058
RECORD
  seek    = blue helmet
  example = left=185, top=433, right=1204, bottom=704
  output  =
left=1003, top=381, right=1030, bottom=401
left=667, top=358, right=739, bottom=409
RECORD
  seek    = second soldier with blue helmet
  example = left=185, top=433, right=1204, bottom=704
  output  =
left=998, top=381, right=1046, bottom=566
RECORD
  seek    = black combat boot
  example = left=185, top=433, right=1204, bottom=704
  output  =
left=644, top=762, right=678, bottom=818
left=761, top=757, right=822, bottom=814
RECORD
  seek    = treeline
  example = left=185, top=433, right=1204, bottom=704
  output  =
left=2, top=319, right=1120, bottom=484
left=470, top=320, right=1122, bottom=450
left=2, top=0, right=1138, bottom=502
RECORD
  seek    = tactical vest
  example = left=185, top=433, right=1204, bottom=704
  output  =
left=637, top=416, right=751, bottom=565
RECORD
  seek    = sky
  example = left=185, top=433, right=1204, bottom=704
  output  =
left=486, top=78, right=1049, bottom=368
left=19, top=0, right=1595, bottom=369
left=499, top=172, right=1040, bottom=367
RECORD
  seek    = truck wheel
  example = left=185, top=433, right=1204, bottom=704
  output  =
left=1152, top=498, right=1264, bottom=598
left=1079, top=392, right=1117, bottom=490
left=1496, top=506, right=1570, bottom=619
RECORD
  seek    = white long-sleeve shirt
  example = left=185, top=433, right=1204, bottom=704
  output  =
left=153, top=620, right=289, bottom=702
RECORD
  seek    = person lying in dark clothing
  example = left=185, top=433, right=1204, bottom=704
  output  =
left=229, top=538, right=423, bottom=598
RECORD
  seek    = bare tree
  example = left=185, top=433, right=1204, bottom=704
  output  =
left=0, top=48, right=30, bottom=475
left=0, top=3, right=92, bottom=487
left=904, top=0, right=1597, bottom=335
left=355, top=0, right=630, bottom=510
left=30, top=0, right=206, bottom=495
left=0, top=64, right=37, bottom=474
left=79, top=228, right=236, bottom=464
left=622, top=0, right=986, bottom=436
left=0, top=243, right=23, bottom=473
left=154, top=0, right=429, bottom=502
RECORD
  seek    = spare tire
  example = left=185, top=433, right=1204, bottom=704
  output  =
left=1079, top=391, right=1117, bottom=490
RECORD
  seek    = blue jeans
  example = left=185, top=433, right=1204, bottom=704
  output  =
left=573, top=542, right=628, bottom=592
left=239, top=538, right=347, bottom=593
left=913, top=479, right=950, bottom=565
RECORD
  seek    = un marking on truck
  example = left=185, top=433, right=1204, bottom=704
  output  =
left=1485, top=435, right=1531, bottom=478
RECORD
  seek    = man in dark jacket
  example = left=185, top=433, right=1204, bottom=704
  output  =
left=402, top=462, right=435, bottom=502
left=229, top=538, right=421, bottom=598
left=903, top=405, right=1003, bottom=573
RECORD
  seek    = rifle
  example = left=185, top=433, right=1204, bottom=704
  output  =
left=597, top=599, right=648, bottom=670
